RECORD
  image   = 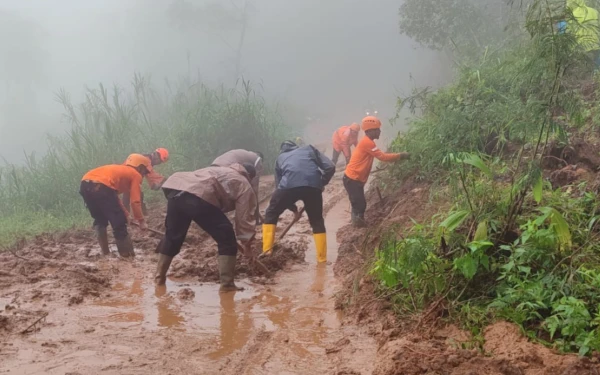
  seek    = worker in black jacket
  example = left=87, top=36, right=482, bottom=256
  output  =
left=262, top=140, right=335, bottom=263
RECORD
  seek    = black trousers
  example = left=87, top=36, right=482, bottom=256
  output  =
left=332, top=149, right=349, bottom=165
left=122, top=191, right=148, bottom=216
left=332, top=149, right=341, bottom=165
left=161, top=189, right=237, bottom=257
left=343, top=175, right=366, bottom=217
left=264, top=187, right=326, bottom=234
left=80, top=181, right=128, bottom=240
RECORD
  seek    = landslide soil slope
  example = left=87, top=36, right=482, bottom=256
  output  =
left=0, top=171, right=377, bottom=375
left=334, top=152, right=600, bottom=374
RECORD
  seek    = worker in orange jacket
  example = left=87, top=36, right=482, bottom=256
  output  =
left=122, top=148, right=169, bottom=215
left=331, top=123, right=360, bottom=166
left=343, top=116, right=410, bottom=227
left=80, top=154, right=151, bottom=257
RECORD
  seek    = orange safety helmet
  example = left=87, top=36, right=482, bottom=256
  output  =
left=155, top=148, right=169, bottom=163
left=349, top=123, right=360, bottom=132
left=125, top=153, right=153, bottom=171
left=361, top=116, right=381, bottom=131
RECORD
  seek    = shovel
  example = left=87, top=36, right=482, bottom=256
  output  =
left=237, top=234, right=272, bottom=276
left=132, top=222, right=165, bottom=237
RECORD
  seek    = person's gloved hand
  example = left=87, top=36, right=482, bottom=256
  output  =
left=399, top=152, right=411, bottom=160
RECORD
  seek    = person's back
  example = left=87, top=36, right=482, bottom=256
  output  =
left=212, top=149, right=261, bottom=168
left=83, top=164, right=143, bottom=194
left=276, top=144, right=335, bottom=190
left=162, top=164, right=253, bottom=214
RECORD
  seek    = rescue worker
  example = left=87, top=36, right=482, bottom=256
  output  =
left=79, top=154, right=150, bottom=257
left=154, top=163, right=257, bottom=292
left=122, top=148, right=169, bottom=215
left=262, top=141, right=335, bottom=263
left=212, top=149, right=264, bottom=225
left=343, top=116, right=410, bottom=227
left=295, top=136, right=306, bottom=147
left=331, top=123, right=360, bottom=166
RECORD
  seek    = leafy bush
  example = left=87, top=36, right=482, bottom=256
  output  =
left=371, top=1, right=600, bottom=354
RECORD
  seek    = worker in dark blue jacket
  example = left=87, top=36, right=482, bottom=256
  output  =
left=262, top=140, right=335, bottom=263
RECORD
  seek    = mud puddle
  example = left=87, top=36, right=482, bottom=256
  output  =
left=0, top=176, right=377, bottom=374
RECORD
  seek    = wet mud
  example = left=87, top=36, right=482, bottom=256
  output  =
left=0, top=171, right=377, bottom=375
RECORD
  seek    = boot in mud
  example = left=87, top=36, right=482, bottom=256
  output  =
left=95, top=226, right=110, bottom=255
left=154, top=237, right=165, bottom=254
left=116, top=235, right=135, bottom=258
left=154, top=254, right=173, bottom=286
left=219, top=255, right=244, bottom=292
left=351, top=213, right=367, bottom=228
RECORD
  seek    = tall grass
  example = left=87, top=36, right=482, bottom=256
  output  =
left=0, top=74, right=291, bottom=246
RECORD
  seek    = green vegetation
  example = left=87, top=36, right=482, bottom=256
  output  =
left=0, top=74, right=291, bottom=247
left=372, top=0, right=600, bottom=355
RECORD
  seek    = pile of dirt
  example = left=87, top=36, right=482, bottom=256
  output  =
left=334, top=178, right=439, bottom=315
left=169, top=233, right=308, bottom=282
left=544, top=136, right=600, bottom=174
left=373, top=322, right=599, bottom=375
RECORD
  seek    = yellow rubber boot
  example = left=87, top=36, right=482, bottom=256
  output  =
left=313, top=233, right=327, bottom=263
left=262, top=224, right=276, bottom=254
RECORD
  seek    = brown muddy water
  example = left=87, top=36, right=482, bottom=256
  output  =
left=1, top=178, right=376, bottom=375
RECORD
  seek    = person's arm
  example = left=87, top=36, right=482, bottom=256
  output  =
left=310, top=145, right=336, bottom=187
left=367, top=144, right=403, bottom=162
left=234, top=184, right=257, bottom=242
left=274, top=159, right=282, bottom=188
left=129, top=178, right=145, bottom=224
left=342, top=143, right=352, bottom=162
left=145, top=170, right=165, bottom=190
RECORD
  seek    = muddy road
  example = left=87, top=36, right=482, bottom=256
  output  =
left=0, top=172, right=376, bottom=375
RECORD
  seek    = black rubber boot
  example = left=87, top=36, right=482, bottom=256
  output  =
left=95, top=226, right=110, bottom=255
left=154, top=237, right=165, bottom=254
left=219, top=255, right=243, bottom=292
left=154, top=254, right=173, bottom=286
left=116, top=235, right=135, bottom=258
left=351, top=213, right=367, bottom=228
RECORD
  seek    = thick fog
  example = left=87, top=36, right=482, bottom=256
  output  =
left=0, top=0, right=450, bottom=163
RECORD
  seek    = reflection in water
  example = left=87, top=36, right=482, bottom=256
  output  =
left=208, top=291, right=254, bottom=359
left=310, top=263, right=327, bottom=293
left=95, top=278, right=144, bottom=309
left=155, top=285, right=185, bottom=328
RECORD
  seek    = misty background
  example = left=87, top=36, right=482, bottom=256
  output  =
left=0, top=0, right=450, bottom=163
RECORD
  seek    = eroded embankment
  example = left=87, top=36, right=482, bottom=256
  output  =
left=333, top=174, right=600, bottom=375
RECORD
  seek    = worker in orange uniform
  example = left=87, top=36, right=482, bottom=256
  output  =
left=331, top=123, right=360, bottom=166
left=122, top=148, right=169, bottom=215
left=80, top=154, right=151, bottom=257
left=343, top=116, right=410, bottom=227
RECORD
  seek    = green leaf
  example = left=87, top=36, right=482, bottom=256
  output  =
left=474, top=220, right=488, bottom=241
left=460, top=153, right=492, bottom=177
left=480, top=254, right=490, bottom=270
left=454, top=255, right=478, bottom=279
left=533, top=174, right=543, bottom=203
left=540, top=207, right=572, bottom=251
left=440, top=210, right=470, bottom=232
